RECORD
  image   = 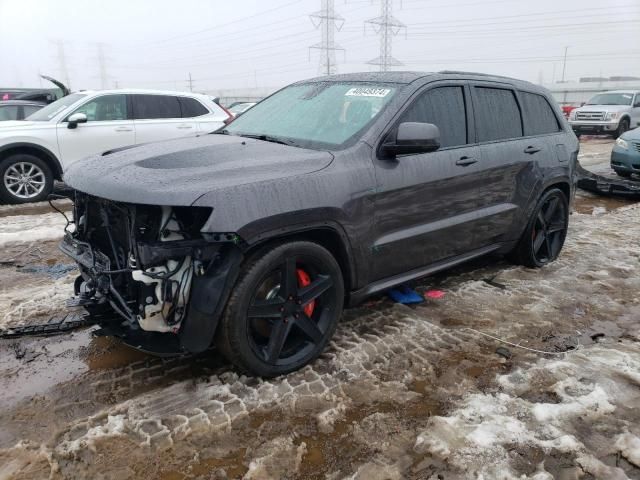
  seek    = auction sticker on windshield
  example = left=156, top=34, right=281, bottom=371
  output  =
left=345, top=87, right=391, bottom=97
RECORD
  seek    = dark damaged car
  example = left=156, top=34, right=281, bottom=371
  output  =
left=60, top=71, right=578, bottom=376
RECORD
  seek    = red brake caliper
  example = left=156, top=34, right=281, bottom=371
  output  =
left=296, top=268, right=315, bottom=317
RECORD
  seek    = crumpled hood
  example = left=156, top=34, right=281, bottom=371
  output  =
left=64, top=134, right=334, bottom=205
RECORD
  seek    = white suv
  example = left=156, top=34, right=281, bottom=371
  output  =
left=0, top=89, right=231, bottom=203
left=569, top=90, right=640, bottom=139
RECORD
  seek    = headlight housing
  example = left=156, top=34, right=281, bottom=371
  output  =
left=615, top=137, right=628, bottom=150
left=569, top=109, right=578, bottom=120
left=606, top=112, right=619, bottom=120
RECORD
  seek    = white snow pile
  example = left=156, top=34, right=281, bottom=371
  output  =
left=0, top=212, right=67, bottom=247
left=0, top=274, right=75, bottom=328
left=414, top=342, right=640, bottom=479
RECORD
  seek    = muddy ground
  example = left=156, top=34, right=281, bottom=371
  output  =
left=0, top=138, right=639, bottom=479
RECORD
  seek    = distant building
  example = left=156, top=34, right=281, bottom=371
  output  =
left=544, top=77, right=640, bottom=106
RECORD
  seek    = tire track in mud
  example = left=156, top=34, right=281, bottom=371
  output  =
left=0, top=200, right=639, bottom=478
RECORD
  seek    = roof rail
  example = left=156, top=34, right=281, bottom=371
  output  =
left=438, top=70, right=521, bottom=82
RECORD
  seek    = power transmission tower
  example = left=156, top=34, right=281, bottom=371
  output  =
left=309, top=0, right=345, bottom=76
left=51, top=39, right=71, bottom=88
left=365, top=0, right=406, bottom=72
left=187, top=72, right=194, bottom=92
left=96, top=43, right=110, bottom=89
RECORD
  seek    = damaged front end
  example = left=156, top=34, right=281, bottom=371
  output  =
left=59, top=192, right=242, bottom=355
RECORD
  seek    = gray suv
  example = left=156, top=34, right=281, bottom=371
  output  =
left=60, top=71, right=578, bottom=376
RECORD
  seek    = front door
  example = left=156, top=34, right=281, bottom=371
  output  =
left=371, top=83, right=491, bottom=281
left=56, top=94, right=135, bottom=168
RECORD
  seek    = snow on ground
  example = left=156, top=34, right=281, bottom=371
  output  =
left=0, top=212, right=67, bottom=248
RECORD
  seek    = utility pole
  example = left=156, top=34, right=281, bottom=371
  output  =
left=51, top=39, right=71, bottom=89
left=561, top=46, right=568, bottom=83
left=187, top=72, right=194, bottom=92
left=309, top=0, right=345, bottom=76
left=365, top=0, right=406, bottom=72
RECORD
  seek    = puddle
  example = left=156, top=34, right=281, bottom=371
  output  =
left=573, top=192, right=634, bottom=214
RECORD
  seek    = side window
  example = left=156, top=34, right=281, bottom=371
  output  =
left=0, top=105, right=20, bottom=121
left=132, top=95, right=181, bottom=120
left=23, top=105, right=43, bottom=118
left=179, top=97, right=209, bottom=118
left=473, top=87, right=523, bottom=142
left=634, top=94, right=640, bottom=108
left=520, top=92, right=561, bottom=136
left=399, top=86, right=467, bottom=148
left=71, top=95, right=128, bottom=121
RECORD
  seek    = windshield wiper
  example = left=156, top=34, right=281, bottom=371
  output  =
left=235, top=133, right=299, bottom=147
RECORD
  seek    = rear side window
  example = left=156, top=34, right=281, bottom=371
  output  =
left=179, top=97, right=209, bottom=117
left=473, top=87, right=523, bottom=142
left=0, top=105, right=20, bottom=121
left=23, top=105, right=43, bottom=118
left=520, top=92, right=560, bottom=135
left=399, top=86, right=467, bottom=148
left=132, top=95, right=181, bottom=119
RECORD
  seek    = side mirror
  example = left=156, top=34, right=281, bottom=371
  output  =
left=382, top=122, right=440, bottom=157
left=67, top=112, right=87, bottom=129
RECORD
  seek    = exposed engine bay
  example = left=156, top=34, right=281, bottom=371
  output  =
left=59, top=192, right=236, bottom=343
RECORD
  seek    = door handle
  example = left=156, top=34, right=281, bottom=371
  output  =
left=524, top=146, right=541, bottom=154
left=114, top=127, right=133, bottom=132
left=455, top=156, right=477, bottom=166
left=177, top=124, right=193, bottom=129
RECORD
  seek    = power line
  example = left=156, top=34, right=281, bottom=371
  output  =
left=365, top=0, right=406, bottom=72
left=309, top=0, right=345, bottom=75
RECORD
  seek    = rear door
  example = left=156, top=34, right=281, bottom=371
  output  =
left=179, top=96, right=227, bottom=133
left=131, top=94, right=198, bottom=144
left=56, top=93, right=135, bottom=166
left=469, top=84, right=540, bottom=245
left=371, top=83, right=486, bottom=280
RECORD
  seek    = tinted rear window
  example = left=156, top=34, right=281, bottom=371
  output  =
left=474, top=87, right=523, bottom=142
left=399, top=86, right=467, bottom=148
left=132, top=95, right=181, bottom=119
left=520, top=92, right=561, bottom=135
left=179, top=97, right=209, bottom=117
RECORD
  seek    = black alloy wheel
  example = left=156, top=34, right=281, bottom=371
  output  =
left=217, top=241, right=344, bottom=377
left=510, top=188, right=569, bottom=268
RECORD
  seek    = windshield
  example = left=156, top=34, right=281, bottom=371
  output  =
left=586, top=93, right=633, bottom=106
left=26, top=93, right=86, bottom=121
left=223, top=82, right=398, bottom=149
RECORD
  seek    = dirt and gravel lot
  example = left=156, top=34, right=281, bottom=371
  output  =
left=0, top=137, right=639, bottom=480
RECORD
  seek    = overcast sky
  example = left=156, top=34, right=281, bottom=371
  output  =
left=0, top=0, right=638, bottom=93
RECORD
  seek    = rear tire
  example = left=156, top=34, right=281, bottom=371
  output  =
left=216, top=241, right=344, bottom=377
left=613, top=118, right=629, bottom=139
left=509, top=188, right=569, bottom=268
left=0, top=154, right=53, bottom=204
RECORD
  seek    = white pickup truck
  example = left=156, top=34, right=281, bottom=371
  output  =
left=569, top=90, right=640, bottom=138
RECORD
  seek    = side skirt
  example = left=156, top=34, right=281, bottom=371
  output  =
left=347, top=243, right=502, bottom=306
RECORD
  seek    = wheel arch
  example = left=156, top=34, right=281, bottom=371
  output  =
left=0, top=143, right=63, bottom=180
left=242, top=223, right=356, bottom=296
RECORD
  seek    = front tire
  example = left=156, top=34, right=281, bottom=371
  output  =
left=613, top=118, right=629, bottom=139
left=0, top=154, right=53, bottom=204
left=510, top=188, right=569, bottom=268
left=216, top=241, right=344, bottom=377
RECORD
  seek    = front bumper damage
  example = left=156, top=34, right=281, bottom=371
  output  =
left=59, top=192, right=243, bottom=355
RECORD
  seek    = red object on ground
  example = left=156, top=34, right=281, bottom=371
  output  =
left=296, top=268, right=315, bottom=316
left=424, top=289, right=446, bottom=299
